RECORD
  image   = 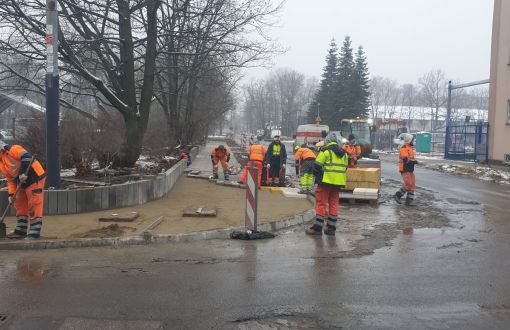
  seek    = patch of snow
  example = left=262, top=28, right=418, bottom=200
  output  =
left=136, top=159, right=158, bottom=169
left=60, top=168, right=76, bottom=177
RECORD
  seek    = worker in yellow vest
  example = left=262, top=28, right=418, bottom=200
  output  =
left=264, top=135, right=287, bottom=186
left=306, top=133, right=348, bottom=236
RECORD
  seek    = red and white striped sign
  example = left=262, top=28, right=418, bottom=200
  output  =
left=245, top=167, right=258, bottom=231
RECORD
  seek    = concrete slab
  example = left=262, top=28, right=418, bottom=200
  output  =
left=280, top=187, right=307, bottom=199
left=182, top=207, right=217, bottom=217
left=99, top=212, right=139, bottom=222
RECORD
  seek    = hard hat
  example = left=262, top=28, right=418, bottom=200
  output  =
left=400, top=133, right=414, bottom=144
left=294, top=146, right=300, bottom=152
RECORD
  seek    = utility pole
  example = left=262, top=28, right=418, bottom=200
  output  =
left=46, top=0, right=60, bottom=188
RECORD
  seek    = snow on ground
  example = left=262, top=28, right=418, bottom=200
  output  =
left=434, top=163, right=510, bottom=185
left=60, top=169, right=76, bottom=177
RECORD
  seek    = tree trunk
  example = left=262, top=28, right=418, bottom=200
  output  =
left=118, top=113, right=147, bottom=167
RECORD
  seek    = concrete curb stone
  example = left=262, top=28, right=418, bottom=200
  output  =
left=0, top=209, right=316, bottom=250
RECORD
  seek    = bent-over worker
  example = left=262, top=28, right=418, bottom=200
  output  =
left=0, top=140, right=46, bottom=240
left=294, top=145, right=316, bottom=194
left=211, top=145, right=230, bottom=180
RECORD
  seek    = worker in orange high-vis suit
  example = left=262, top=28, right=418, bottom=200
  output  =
left=394, top=134, right=418, bottom=205
left=211, top=145, right=231, bottom=180
left=239, top=136, right=266, bottom=187
left=0, top=141, right=46, bottom=240
left=294, top=144, right=316, bottom=194
left=342, top=134, right=362, bottom=168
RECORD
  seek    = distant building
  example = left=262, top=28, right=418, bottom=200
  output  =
left=488, top=0, right=510, bottom=164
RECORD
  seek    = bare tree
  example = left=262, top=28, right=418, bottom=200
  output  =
left=154, top=0, right=282, bottom=145
left=418, top=69, right=448, bottom=131
left=0, top=0, right=161, bottom=166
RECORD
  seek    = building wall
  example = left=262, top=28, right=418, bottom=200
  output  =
left=488, top=0, right=510, bottom=163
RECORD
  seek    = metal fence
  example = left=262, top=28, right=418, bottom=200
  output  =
left=444, top=123, right=489, bottom=162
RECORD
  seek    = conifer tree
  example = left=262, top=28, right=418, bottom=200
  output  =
left=307, top=39, right=339, bottom=124
left=352, top=46, right=371, bottom=117
left=334, top=36, right=355, bottom=124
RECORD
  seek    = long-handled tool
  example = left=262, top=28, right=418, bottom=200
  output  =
left=0, top=156, right=36, bottom=238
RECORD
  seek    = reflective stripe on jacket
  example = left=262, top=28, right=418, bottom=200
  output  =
left=399, top=144, right=416, bottom=172
left=248, top=144, right=266, bottom=162
left=315, top=142, right=348, bottom=187
left=0, top=145, right=45, bottom=194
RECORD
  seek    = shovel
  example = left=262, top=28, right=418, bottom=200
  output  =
left=0, top=156, right=36, bottom=238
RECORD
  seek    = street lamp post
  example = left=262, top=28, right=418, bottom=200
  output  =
left=46, top=0, right=60, bottom=188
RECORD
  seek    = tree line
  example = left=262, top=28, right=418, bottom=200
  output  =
left=0, top=0, right=282, bottom=166
left=370, top=69, right=489, bottom=131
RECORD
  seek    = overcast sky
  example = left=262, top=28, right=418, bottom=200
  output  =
left=245, top=0, right=494, bottom=85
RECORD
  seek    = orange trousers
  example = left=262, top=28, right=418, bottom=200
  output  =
left=315, top=185, right=340, bottom=218
left=401, top=172, right=416, bottom=192
left=14, top=179, right=45, bottom=219
left=212, top=156, right=228, bottom=173
left=239, top=161, right=263, bottom=187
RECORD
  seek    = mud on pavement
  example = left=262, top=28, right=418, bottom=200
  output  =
left=302, top=178, right=483, bottom=259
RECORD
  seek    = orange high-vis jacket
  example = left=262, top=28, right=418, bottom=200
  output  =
left=248, top=144, right=266, bottom=161
left=399, top=144, right=416, bottom=172
left=211, top=146, right=230, bottom=159
left=342, top=143, right=361, bottom=159
left=0, top=145, right=45, bottom=194
left=294, top=147, right=316, bottom=162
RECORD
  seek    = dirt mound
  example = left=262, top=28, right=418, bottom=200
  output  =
left=71, top=224, right=136, bottom=238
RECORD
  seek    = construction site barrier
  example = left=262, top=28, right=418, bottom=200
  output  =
left=244, top=167, right=258, bottom=231
left=0, top=146, right=200, bottom=216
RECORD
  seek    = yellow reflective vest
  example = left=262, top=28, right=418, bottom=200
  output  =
left=315, top=142, right=348, bottom=187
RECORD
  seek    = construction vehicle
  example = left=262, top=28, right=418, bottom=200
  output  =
left=339, top=118, right=376, bottom=157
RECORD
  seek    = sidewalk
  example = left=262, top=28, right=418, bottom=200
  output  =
left=0, top=143, right=313, bottom=249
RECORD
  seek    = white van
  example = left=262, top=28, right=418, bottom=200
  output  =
left=294, top=124, right=329, bottom=148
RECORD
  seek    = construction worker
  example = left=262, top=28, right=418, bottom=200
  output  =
left=342, top=134, right=362, bottom=168
left=0, top=140, right=46, bottom=240
left=239, top=136, right=266, bottom=187
left=264, top=135, right=287, bottom=186
left=294, top=144, right=316, bottom=194
left=211, top=145, right=230, bottom=180
left=306, top=133, right=348, bottom=236
left=395, top=133, right=418, bottom=205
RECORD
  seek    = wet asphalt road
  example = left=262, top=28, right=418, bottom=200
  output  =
left=0, top=163, right=509, bottom=329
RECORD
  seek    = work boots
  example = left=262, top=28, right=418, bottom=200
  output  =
left=305, top=227, right=322, bottom=235
left=212, top=173, right=219, bottom=180
left=26, top=218, right=42, bottom=240
left=7, top=216, right=28, bottom=239
left=394, top=189, right=405, bottom=204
